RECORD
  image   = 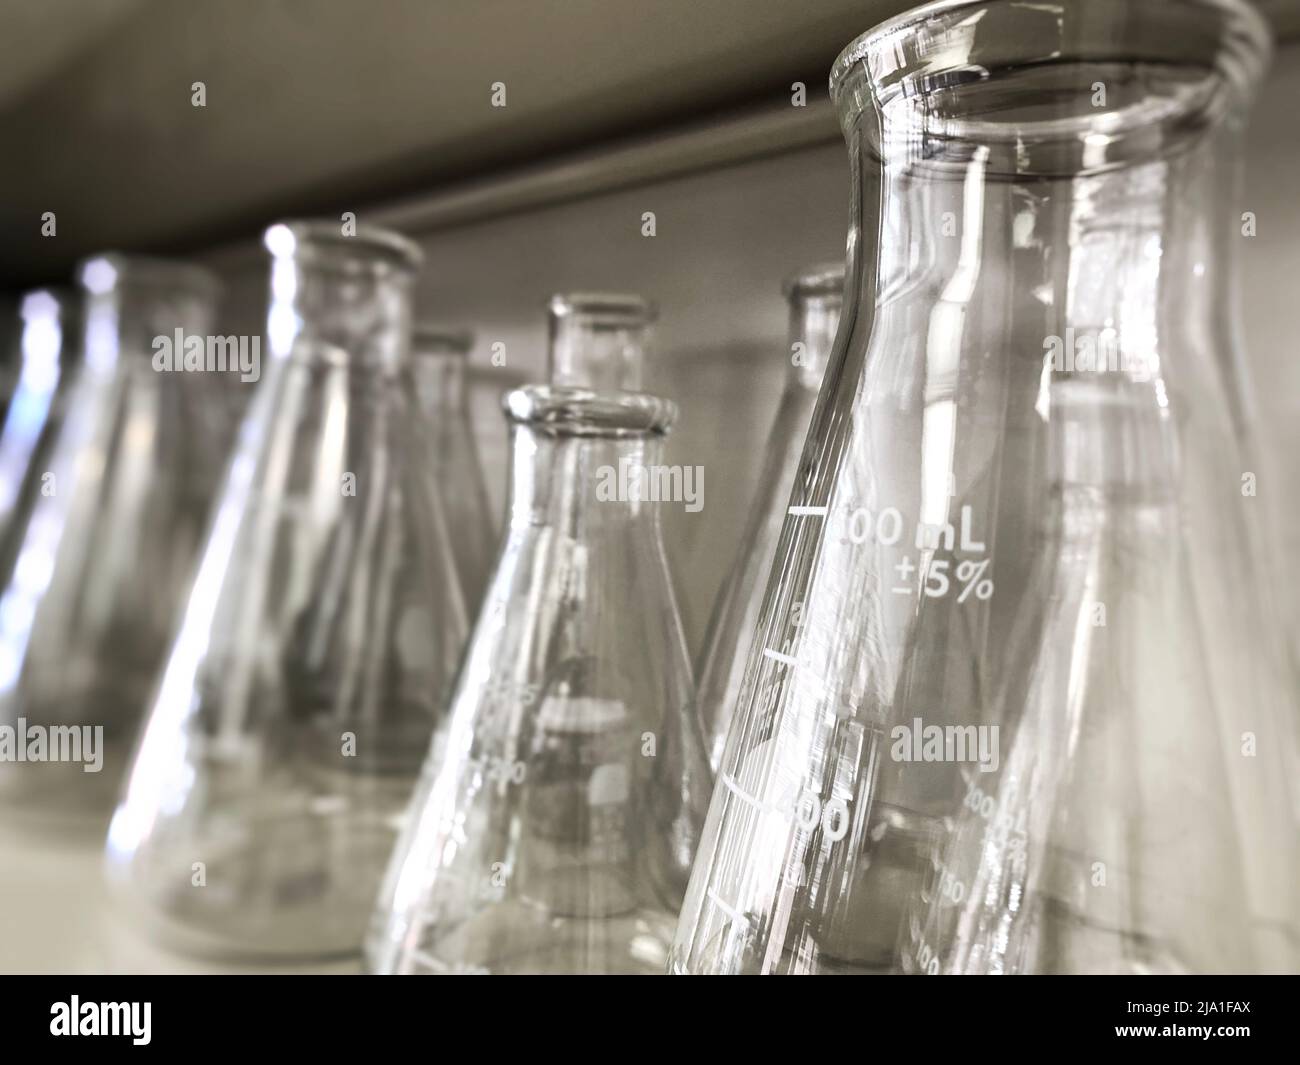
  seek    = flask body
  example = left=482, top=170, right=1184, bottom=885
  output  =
left=672, top=0, right=1295, bottom=975
left=0, top=261, right=221, bottom=825
left=369, top=381, right=711, bottom=975
left=107, top=225, right=469, bottom=957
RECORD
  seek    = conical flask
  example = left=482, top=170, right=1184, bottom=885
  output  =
left=107, top=222, right=471, bottom=958
left=410, top=326, right=495, bottom=614
left=368, top=293, right=711, bottom=974
left=672, top=0, right=1296, bottom=975
left=697, top=265, right=843, bottom=769
left=0, top=259, right=220, bottom=826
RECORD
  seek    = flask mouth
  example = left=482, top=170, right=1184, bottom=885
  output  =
left=263, top=220, right=423, bottom=275
left=504, top=384, right=676, bottom=438
left=76, top=254, right=221, bottom=299
left=831, top=0, right=1271, bottom=172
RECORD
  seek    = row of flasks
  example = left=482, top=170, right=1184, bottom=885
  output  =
left=0, top=221, right=841, bottom=972
left=4, top=0, right=1299, bottom=970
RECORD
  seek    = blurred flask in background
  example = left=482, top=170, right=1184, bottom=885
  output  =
left=0, top=290, right=81, bottom=541
left=410, top=326, right=495, bottom=614
left=367, top=293, right=711, bottom=974
left=107, top=222, right=470, bottom=958
left=0, top=259, right=222, bottom=828
left=0, top=294, right=60, bottom=428
left=696, top=265, right=844, bottom=769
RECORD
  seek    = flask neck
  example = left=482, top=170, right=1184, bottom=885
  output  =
left=786, top=291, right=841, bottom=393
left=265, top=223, right=420, bottom=374
left=835, top=0, right=1269, bottom=402
left=838, top=98, right=1249, bottom=439
left=547, top=294, right=654, bottom=391
left=78, top=257, right=217, bottom=373
left=505, top=426, right=673, bottom=537
left=411, top=353, right=468, bottom=411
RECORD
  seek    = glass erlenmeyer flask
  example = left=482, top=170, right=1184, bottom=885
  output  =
left=672, top=0, right=1296, bottom=975
left=368, top=293, right=711, bottom=974
left=410, top=326, right=495, bottom=614
left=106, top=222, right=471, bottom=958
left=697, top=265, right=844, bottom=769
left=0, top=259, right=220, bottom=826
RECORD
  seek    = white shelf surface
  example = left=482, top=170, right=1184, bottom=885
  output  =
left=0, top=824, right=360, bottom=975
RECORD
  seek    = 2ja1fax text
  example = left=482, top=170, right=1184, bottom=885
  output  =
left=1128, top=1002, right=1250, bottom=1016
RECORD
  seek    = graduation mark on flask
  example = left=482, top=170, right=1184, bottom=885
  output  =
left=482, top=677, right=540, bottom=706
left=761, top=645, right=799, bottom=668
left=839, top=503, right=987, bottom=552
left=962, top=772, right=1028, bottom=871
left=911, top=935, right=943, bottom=976
left=759, top=641, right=831, bottom=698
left=719, top=771, right=851, bottom=843
left=466, top=754, right=527, bottom=785
left=929, top=859, right=967, bottom=905
left=706, top=886, right=749, bottom=926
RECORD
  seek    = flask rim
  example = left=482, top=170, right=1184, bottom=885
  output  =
left=548, top=292, right=658, bottom=327
left=783, top=262, right=846, bottom=301
left=76, top=254, right=221, bottom=299
left=19, top=287, right=74, bottom=319
left=503, top=384, right=675, bottom=438
left=412, top=325, right=474, bottom=355
left=830, top=0, right=1272, bottom=146
left=263, top=220, right=423, bottom=274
